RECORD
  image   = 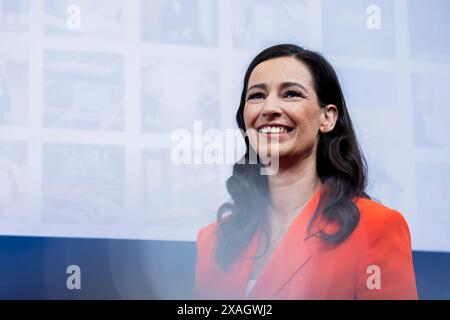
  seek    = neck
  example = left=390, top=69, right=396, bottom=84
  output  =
left=267, top=151, right=322, bottom=216
left=264, top=151, right=322, bottom=243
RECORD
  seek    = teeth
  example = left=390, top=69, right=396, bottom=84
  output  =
left=258, top=126, right=289, bottom=134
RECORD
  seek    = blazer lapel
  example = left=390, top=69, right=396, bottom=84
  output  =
left=218, top=227, right=261, bottom=298
left=245, top=186, right=323, bottom=299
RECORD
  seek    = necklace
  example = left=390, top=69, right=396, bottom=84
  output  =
left=268, top=214, right=295, bottom=244
left=270, top=227, right=285, bottom=243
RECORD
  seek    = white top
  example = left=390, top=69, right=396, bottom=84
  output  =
left=245, top=279, right=257, bottom=297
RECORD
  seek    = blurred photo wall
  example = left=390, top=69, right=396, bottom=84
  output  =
left=0, top=0, right=449, bottom=254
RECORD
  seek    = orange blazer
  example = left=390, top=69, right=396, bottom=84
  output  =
left=193, top=187, right=418, bottom=300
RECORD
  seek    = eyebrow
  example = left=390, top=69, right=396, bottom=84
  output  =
left=246, top=82, right=309, bottom=94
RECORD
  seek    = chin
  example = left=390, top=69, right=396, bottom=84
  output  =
left=257, top=143, right=291, bottom=159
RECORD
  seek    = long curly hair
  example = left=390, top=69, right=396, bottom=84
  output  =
left=215, top=44, right=370, bottom=270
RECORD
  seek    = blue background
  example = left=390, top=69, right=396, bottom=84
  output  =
left=0, top=236, right=449, bottom=300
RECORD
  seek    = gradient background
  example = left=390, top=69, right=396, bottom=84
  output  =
left=0, top=0, right=449, bottom=299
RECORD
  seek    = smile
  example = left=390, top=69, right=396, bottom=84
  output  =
left=257, top=125, right=294, bottom=134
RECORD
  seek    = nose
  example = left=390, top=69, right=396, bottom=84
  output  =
left=261, top=94, right=283, bottom=118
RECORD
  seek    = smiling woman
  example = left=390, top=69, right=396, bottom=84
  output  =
left=193, top=44, right=418, bottom=300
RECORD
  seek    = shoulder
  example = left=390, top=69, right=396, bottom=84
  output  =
left=196, top=217, right=227, bottom=261
left=196, top=220, right=219, bottom=246
left=352, top=198, right=417, bottom=299
left=354, top=197, right=410, bottom=230
left=196, top=213, right=234, bottom=245
left=352, top=197, right=412, bottom=245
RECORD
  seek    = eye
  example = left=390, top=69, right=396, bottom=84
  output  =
left=284, top=91, right=303, bottom=98
left=247, top=92, right=265, bottom=100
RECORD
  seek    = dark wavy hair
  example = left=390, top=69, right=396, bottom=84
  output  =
left=215, top=44, right=370, bottom=270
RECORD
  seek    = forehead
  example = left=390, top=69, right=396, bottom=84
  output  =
left=247, top=56, right=313, bottom=89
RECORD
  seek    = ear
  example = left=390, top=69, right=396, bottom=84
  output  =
left=319, top=104, right=338, bottom=133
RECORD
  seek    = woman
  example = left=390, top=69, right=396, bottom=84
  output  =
left=193, top=44, right=417, bottom=300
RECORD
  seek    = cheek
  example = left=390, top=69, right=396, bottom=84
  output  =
left=243, top=105, right=257, bottom=129
left=291, top=107, right=320, bottom=130
left=285, top=107, right=309, bottom=128
left=287, top=106, right=321, bottom=136
left=243, top=106, right=262, bottom=152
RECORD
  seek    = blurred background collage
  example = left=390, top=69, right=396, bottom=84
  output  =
left=0, top=0, right=449, bottom=255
